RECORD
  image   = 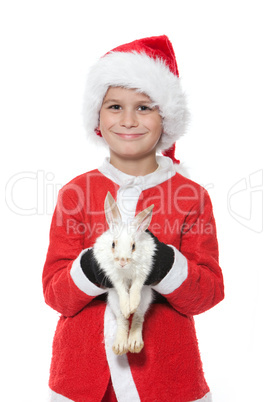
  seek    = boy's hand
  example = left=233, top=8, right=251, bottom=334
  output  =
left=145, top=231, right=175, bottom=286
left=80, top=249, right=113, bottom=288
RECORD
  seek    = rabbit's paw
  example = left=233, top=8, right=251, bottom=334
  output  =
left=129, top=293, right=141, bottom=315
left=120, top=299, right=131, bottom=319
left=113, top=335, right=129, bottom=356
left=128, top=331, right=144, bottom=353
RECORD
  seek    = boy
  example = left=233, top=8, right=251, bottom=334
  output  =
left=43, top=35, right=224, bottom=401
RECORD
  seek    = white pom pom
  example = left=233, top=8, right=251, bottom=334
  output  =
left=174, top=162, right=190, bottom=178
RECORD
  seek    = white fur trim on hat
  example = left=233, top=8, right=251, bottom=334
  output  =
left=82, top=51, right=189, bottom=152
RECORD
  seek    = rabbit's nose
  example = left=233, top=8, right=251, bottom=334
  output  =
left=119, top=258, right=127, bottom=267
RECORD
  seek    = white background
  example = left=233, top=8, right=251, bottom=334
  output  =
left=1, top=1, right=267, bottom=401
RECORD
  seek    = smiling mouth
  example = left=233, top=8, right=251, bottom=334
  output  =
left=114, top=133, right=146, bottom=140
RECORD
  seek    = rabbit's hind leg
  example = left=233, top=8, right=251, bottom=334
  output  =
left=128, top=286, right=152, bottom=353
left=108, top=289, right=129, bottom=355
left=113, top=314, right=129, bottom=355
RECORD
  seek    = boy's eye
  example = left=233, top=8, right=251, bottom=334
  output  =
left=138, top=105, right=151, bottom=111
left=109, top=105, right=121, bottom=110
left=112, top=241, right=115, bottom=248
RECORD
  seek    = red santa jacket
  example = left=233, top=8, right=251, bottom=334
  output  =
left=43, top=156, right=224, bottom=402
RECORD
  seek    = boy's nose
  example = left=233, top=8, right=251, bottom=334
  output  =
left=120, top=110, right=138, bottom=128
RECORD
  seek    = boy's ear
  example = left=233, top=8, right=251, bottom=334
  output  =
left=104, top=192, right=122, bottom=229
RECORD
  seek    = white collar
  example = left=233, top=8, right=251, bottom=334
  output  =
left=98, top=155, right=176, bottom=191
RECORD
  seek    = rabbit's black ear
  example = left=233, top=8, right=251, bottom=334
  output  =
left=133, top=204, right=154, bottom=236
left=104, top=192, right=122, bottom=228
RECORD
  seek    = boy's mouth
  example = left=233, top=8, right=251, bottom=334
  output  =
left=114, top=133, right=146, bottom=140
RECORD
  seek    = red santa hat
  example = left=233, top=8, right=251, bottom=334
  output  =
left=83, top=35, right=189, bottom=166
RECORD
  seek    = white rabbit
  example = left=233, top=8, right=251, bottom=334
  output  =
left=93, top=192, right=155, bottom=355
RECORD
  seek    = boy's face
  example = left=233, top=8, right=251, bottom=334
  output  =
left=98, top=87, right=162, bottom=162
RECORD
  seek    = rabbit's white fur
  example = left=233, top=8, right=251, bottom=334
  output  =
left=93, top=192, right=155, bottom=355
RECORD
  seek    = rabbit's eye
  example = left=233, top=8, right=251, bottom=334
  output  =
left=112, top=241, right=115, bottom=249
left=132, top=243, right=136, bottom=251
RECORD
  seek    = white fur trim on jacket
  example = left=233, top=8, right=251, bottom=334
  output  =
left=104, top=304, right=141, bottom=402
left=48, top=388, right=74, bottom=401
left=48, top=388, right=212, bottom=402
left=83, top=51, right=189, bottom=152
